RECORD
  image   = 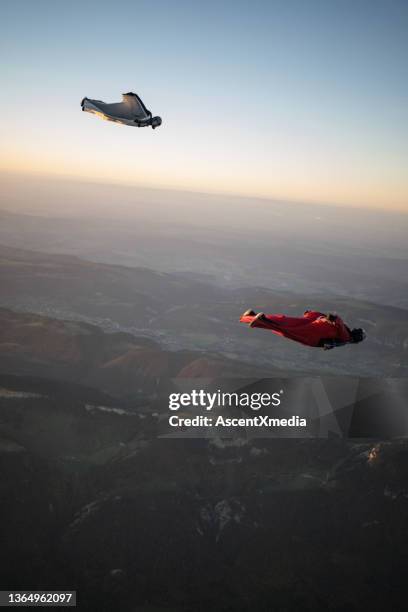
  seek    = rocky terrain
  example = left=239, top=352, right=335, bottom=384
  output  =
left=1, top=372, right=408, bottom=611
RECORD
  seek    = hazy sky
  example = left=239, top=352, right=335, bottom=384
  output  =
left=1, top=0, right=408, bottom=210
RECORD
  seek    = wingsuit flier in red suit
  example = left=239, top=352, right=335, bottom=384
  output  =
left=240, top=310, right=366, bottom=350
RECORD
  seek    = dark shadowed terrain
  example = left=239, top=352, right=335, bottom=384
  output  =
left=1, top=372, right=408, bottom=611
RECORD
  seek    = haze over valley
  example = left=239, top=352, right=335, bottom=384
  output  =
left=1, top=176, right=407, bottom=379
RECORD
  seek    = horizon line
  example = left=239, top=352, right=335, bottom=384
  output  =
left=1, top=167, right=407, bottom=216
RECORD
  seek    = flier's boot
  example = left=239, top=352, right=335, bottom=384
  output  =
left=242, top=309, right=256, bottom=317
left=250, top=312, right=266, bottom=327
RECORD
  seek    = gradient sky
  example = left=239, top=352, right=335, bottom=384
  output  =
left=1, top=0, right=408, bottom=210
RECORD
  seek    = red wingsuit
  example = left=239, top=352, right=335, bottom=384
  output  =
left=240, top=311, right=352, bottom=348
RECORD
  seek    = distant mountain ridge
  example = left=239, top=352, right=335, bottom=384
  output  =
left=1, top=205, right=408, bottom=307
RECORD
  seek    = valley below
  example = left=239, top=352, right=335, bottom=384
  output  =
left=0, top=199, right=407, bottom=611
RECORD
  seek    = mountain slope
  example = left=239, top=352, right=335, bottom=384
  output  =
left=0, top=308, right=274, bottom=397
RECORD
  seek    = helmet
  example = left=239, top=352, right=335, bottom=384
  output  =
left=151, top=116, right=162, bottom=129
left=350, top=328, right=366, bottom=343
